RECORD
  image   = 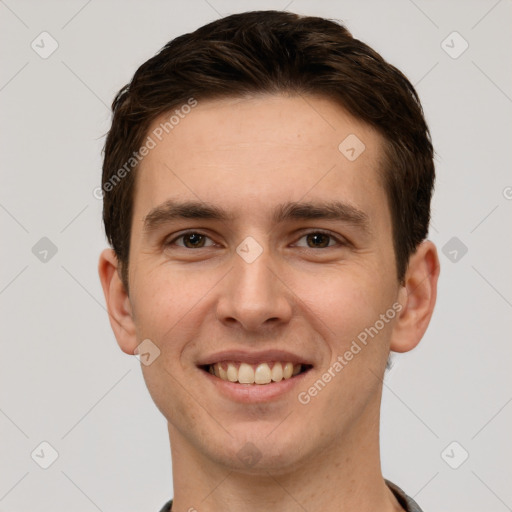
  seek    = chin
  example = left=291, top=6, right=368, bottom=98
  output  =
left=205, top=425, right=311, bottom=474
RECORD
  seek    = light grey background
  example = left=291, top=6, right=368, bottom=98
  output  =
left=1, top=0, right=511, bottom=511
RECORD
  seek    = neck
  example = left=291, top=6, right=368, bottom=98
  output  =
left=167, top=402, right=404, bottom=512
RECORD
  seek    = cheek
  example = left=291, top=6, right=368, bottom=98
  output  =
left=130, top=262, right=206, bottom=329
left=140, top=359, right=203, bottom=435
left=294, top=267, right=396, bottom=356
left=298, top=267, right=378, bottom=321
left=129, top=265, right=225, bottom=372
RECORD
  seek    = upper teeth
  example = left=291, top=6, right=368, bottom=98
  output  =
left=209, top=361, right=302, bottom=384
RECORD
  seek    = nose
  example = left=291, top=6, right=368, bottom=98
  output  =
left=215, top=247, right=293, bottom=332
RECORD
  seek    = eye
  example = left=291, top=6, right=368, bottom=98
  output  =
left=294, top=231, right=342, bottom=249
left=165, top=230, right=345, bottom=250
left=168, top=231, right=216, bottom=249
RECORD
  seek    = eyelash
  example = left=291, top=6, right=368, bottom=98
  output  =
left=165, top=230, right=347, bottom=249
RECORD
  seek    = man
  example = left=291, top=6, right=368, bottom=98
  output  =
left=98, top=10, right=439, bottom=512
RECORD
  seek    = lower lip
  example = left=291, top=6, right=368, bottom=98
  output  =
left=199, top=367, right=311, bottom=403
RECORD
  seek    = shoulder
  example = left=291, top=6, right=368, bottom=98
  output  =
left=385, top=479, right=425, bottom=512
left=158, top=498, right=173, bottom=512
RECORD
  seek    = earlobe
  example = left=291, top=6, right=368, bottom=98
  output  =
left=98, top=248, right=138, bottom=355
left=390, top=241, right=440, bottom=353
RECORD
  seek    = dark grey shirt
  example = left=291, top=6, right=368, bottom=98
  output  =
left=158, top=479, right=423, bottom=511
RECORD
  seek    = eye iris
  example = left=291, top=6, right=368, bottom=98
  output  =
left=307, top=233, right=330, bottom=248
left=184, top=233, right=205, bottom=248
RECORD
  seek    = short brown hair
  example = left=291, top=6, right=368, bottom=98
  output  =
left=102, top=10, right=435, bottom=289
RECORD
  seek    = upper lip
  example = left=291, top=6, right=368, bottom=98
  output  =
left=196, top=349, right=314, bottom=366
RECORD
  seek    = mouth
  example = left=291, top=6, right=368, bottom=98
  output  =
left=199, top=361, right=313, bottom=385
left=196, top=350, right=314, bottom=402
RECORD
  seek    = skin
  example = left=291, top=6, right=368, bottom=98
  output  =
left=99, top=93, right=439, bottom=512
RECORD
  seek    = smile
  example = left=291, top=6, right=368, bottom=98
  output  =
left=204, top=361, right=312, bottom=385
left=197, top=349, right=314, bottom=402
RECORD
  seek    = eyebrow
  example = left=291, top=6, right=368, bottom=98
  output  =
left=142, top=199, right=370, bottom=234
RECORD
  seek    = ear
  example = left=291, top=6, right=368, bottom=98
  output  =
left=390, top=240, right=440, bottom=353
left=98, top=248, right=138, bottom=355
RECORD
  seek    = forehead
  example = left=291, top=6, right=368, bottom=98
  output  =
left=133, top=94, right=387, bottom=222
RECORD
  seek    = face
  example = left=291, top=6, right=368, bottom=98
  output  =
left=106, top=94, right=412, bottom=473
